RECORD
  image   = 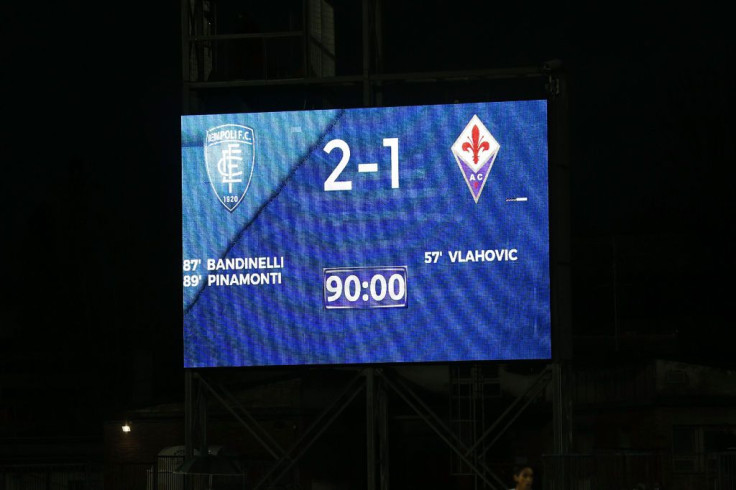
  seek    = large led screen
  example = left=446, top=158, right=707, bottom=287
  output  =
left=182, top=100, right=551, bottom=368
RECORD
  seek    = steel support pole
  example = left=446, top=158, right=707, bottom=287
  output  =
left=366, top=368, right=376, bottom=490
left=552, top=362, right=573, bottom=490
left=546, top=59, right=573, bottom=489
left=362, top=0, right=371, bottom=106
left=373, top=0, right=383, bottom=107
left=198, top=375, right=208, bottom=457
left=184, top=369, right=194, bottom=490
left=377, top=372, right=389, bottom=490
left=181, top=0, right=190, bottom=114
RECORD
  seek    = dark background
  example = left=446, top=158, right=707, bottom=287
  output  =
left=3, top=0, right=734, bottom=439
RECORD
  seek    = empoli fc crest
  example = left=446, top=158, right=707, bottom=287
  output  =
left=204, top=124, right=255, bottom=212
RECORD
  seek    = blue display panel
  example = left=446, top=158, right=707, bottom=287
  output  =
left=181, top=100, right=551, bottom=368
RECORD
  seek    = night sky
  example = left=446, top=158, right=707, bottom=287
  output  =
left=3, top=1, right=735, bottom=437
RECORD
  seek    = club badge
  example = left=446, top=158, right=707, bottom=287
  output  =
left=451, top=115, right=500, bottom=202
left=204, top=124, right=255, bottom=212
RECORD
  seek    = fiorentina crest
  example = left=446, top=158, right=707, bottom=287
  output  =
left=451, top=115, right=500, bottom=203
left=204, top=124, right=255, bottom=212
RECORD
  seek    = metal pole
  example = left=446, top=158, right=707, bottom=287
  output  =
left=552, top=362, right=573, bottom=490
left=612, top=235, right=619, bottom=352
left=184, top=369, right=193, bottom=490
left=199, top=375, right=208, bottom=456
left=302, top=0, right=309, bottom=80
left=366, top=368, right=376, bottom=490
left=378, top=372, right=389, bottom=490
left=361, top=0, right=371, bottom=106
left=546, top=61, right=573, bottom=477
left=181, top=0, right=190, bottom=114
left=374, top=0, right=383, bottom=107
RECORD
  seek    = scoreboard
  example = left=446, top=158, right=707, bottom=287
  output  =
left=181, top=100, right=551, bottom=368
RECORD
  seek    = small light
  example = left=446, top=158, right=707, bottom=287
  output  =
left=122, top=423, right=131, bottom=433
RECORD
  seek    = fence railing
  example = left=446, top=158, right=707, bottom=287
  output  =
left=543, top=451, right=736, bottom=490
left=543, top=452, right=666, bottom=490
left=0, top=463, right=103, bottom=490
left=706, top=452, right=736, bottom=490
left=2, top=452, right=734, bottom=489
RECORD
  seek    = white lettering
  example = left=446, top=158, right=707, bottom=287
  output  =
left=207, top=272, right=282, bottom=286
left=207, top=129, right=253, bottom=144
left=207, top=256, right=284, bottom=271
left=447, top=249, right=519, bottom=263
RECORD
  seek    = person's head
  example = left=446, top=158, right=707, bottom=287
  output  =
left=512, top=465, right=534, bottom=489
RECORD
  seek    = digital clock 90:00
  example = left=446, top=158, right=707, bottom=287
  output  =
left=323, top=266, right=408, bottom=309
